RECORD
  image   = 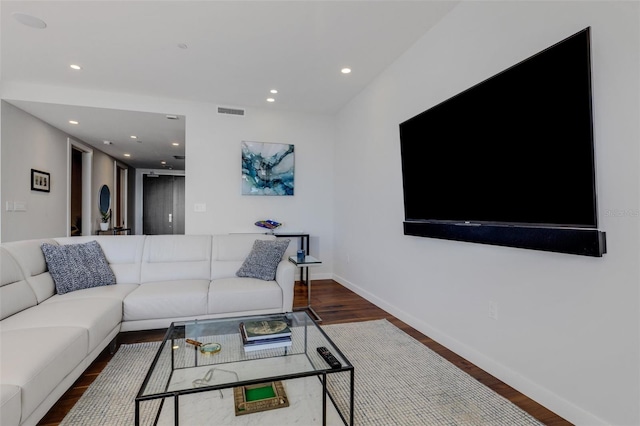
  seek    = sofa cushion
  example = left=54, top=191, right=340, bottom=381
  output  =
left=42, top=283, right=138, bottom=304
left=208, top=277, right=283, bottom=314
left=0, top=298, right=122, bottom=353
left=41, top=240, right=115, bottom=295
left=141, top=235, right=212, bottom=283
left=2, top=239, right=58, bottom=303
left=55, top=236, right=146, bottom=284
left=124, top=280, right=210, bottom=321
left=236, top=239, right=290, bottom=281
left=1, top=384, right=21, bottom=426
left=211, top=233, right=276, bottom=261
left=0, top=327, right=88, bottom=424
left=1, top=247, right=37, bottom=320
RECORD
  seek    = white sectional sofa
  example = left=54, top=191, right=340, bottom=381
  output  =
left=0, top=233, right=295, bottom=426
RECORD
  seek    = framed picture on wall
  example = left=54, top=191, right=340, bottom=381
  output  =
left=241, top=141, right=295, bottom=196
left=31, top=169, right=50, bottom=193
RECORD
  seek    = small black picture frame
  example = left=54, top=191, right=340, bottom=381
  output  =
left=31, top=169, right=50, bottom=192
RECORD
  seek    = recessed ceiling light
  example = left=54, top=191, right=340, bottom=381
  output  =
left=130, top=135, right=137, bottom=139
left=70, top=64, right=82, bottom=70
left=270, top=89, right=278, bottom=94
left=69, top=120, right=79, bottom=125
left=103, top=140, right=112, bottom=145
left=341, top=67, right=352, bottom=74
left=12, top=12, right=47, bottom=29
left=177, top=43, right=188, bottom=50
left=124, top=153, right=131, bottom=157
left=161, top=161, right=166, bottom=165
left=172, top=142, right=180, bottom=146
left=267, top=98, right=275, bottom=103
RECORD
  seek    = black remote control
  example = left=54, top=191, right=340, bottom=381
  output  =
left=317, top=346, right=341, bottom=369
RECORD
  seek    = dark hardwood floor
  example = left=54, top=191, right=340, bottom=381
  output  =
left=38, top=279, right=572, bottom=425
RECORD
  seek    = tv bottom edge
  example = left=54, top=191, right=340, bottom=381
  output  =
left=403, top=221, right=606, bottom=257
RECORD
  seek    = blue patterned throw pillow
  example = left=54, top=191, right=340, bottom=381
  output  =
left=236, top=239, right=290, bottom=281
left=41, top=240, right=116, bottom=295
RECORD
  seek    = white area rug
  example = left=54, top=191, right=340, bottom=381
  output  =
left=60, top=319, right=543, bottom=425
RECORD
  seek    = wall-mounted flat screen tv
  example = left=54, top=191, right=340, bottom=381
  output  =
left=399, top=27, right=606, bottom=256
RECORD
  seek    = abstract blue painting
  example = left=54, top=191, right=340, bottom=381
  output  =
left=241, top=141, right=294, bottom=195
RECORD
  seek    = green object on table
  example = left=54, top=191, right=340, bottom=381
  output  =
left=245, top=385, right=276, bottom=401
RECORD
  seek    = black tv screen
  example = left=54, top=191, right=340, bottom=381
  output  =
left=399, top=27, right=606, bottom=256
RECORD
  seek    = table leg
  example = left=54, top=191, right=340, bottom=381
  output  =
left=294, top=266, right=322, bottom=322
left=305, top=270, right=322, bottom=322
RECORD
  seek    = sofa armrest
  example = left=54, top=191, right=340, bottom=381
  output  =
left=274, top=259, right=295, bottom=312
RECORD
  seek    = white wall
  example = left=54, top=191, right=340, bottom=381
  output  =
left=334, top=2, right=639, bottom=425
left=0, top=85, right=336, bottom=276
left=1, top=101, right=127, bottom=241
left=91, top=147, right=118, bottom=230
left=184, top=103, right=335, bottom=264
left=1, top=101, right=68, bottom=241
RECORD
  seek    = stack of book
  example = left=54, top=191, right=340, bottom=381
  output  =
left=239, top=319, right=292, bottom=353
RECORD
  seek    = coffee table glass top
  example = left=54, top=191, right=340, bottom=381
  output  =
left=137, top=311, right=352, bottom=399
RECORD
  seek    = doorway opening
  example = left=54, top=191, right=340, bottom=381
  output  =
left=142, top=173, right=185, bottom=235
left=70, top=148, right=82, bottom=236
left=68, top=139, right=93, bottom=236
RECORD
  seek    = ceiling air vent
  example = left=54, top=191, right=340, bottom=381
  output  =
left=174, top=155, right=185, bottom=160
left=217, top=106, right=245, bottom=116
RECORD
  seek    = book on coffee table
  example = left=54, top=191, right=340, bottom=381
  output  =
left=240, top=325, right=291, bottom=352
left=241, top=336, right=292, bottom=352
left=240, top=319, right=292, bottom=341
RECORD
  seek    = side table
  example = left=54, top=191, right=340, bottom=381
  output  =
left=288, top=255, right=322, bottom=322
left=96, top=227, right=132, bottom=235
left=273, top=232, right=310, bottom=283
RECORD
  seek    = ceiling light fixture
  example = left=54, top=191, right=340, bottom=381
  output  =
left=69, top=120, right=79, bottom=125
left=172, top=142, right=180, bottom=146
left=103, top=140, right=112, bottom=145
left=70, top=64, right=82, bottom=70
left=267, top=98, right=275, bottom=103
left=130, top=135, right=137, bottom=139
left=161, top=161, right=166, bottom=165
left=12, top=12, right=47, bottom=29
left=270, top=89, right=278, bottom=94
left=341, top=67, right=352, bottom=74
left=124, top=153, right=131, bottom=157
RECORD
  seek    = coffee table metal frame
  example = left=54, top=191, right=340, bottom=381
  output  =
left=134, top=311, right=354, bottom=426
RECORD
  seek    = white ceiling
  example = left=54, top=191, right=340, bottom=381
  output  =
left=1, top=1, right=458, bottom=170
left=6, top=100, right=187, bottom=170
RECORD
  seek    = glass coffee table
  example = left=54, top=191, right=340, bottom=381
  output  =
left=135, top=311, right=354, bottom=425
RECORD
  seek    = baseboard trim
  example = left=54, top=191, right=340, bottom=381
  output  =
left=332, top=274, right=608, bottom=426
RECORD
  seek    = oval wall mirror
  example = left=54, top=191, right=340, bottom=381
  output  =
left=99, top=185, right=111, bottom=214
